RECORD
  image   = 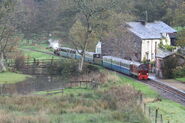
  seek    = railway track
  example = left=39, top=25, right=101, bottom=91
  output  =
left=24, top=48, right=185, bottom=105
left=142, top=79, right=185, bottom=104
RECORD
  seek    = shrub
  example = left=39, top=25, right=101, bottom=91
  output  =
left=102, top=86, right=141, bottom=110
left=172, top=65, right=185, bottom=78
left=15, top=56, right=25, bottom=70
left=162, top=56, right=178, bottom=78
left=85, top=64, right=99, bottom=73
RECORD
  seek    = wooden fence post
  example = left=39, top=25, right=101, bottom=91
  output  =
left=140, top=94, right=143, bottom=105
left=160, top=114, right=163, bottom=123
left=148, top=107, right=151, bottom=117
left=144, top=103, right=146, bottom=114
left=155, top=108, right=159, bottom=123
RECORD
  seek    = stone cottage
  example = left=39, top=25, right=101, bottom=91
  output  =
left=155, top=51, right=185, bottom=78
left=101, top=21, right=177, bottom=62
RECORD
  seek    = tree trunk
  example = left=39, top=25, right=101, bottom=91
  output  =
left=0, top=53, right=6, bottom=72
left=78, top=52, right=85, bottom=72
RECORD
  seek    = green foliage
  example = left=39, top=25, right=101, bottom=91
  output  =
left=15, top=56, right=25, bottom=70
left=134, top=0, right=167, bottom=22
left=48, top=60, right=79, bottom=77
left=159, top=42, right=176, bottom=51
left=0, top=72, right=31, bottom=84
left=172, top=65, right=185, bottom=78
left=162, top=56, right=178, bottom=78
left=174, top=26, right=185, bottom=32
left=176, top=29, right=185, bottom=47
left=176, top=77, right=185, bottom=82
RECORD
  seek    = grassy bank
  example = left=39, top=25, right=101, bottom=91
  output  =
left=0, top=72, right=31, bottom=84
left=0, top=70, right=150, bottom=123
left=21, top=49, right=59, bottom=59
left=0, top=69, right=185, bottom=122
left=20, top=39, right=60, bottom=60
left=176, top=77, right=185, bottom=82
left=34, top=70, right=185, bottom=123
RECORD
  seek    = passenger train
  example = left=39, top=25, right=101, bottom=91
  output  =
left=54, top=47, right=149, bottom=80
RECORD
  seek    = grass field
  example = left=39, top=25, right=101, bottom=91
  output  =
left=0, top=70, right=151, bottom=123
left=148, top=99, right=185, bottom=123
left=33, top=70, right=185, bottom=123
left=0, top=69, right=184, bottom=122
left=176, top=77, right=185, bottom=82
left=20, top=40, right=61, bottom=60
left=0, top=72, right=31, bottom=84
left=21, top=49, right=59, bottom=60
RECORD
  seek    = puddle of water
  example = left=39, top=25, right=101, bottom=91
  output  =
left=0, top=75, right=67, bottom=95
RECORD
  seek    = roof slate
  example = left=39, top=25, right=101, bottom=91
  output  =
left=127, top=21, right=177, bottom=39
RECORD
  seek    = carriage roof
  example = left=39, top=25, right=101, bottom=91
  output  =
left=59, top=47, right=76, bottom=51
left=85, top=51, right=94, bottom=55
left=103, top=56, right=141, bottom=66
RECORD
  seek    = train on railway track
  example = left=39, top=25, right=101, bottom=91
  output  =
left=54, top=47, right=149, bottom=80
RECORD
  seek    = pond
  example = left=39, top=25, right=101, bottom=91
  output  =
left=0, top=75, right=67, bottom=95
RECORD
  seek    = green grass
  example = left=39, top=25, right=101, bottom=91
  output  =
left=19, top=40, right=60, bottom=59
left=147, top=99, right=185, bottom=123
left=176, top=77, right=185, bottom=82
left=1, top=69, right=185, bottom=123
left=174, top=26, right=185, bottom=32
left=118, top=75, right=159, bottom=98
left=52, top=112, right=123, bottom=123
left=0, top=72, right=31, bottom=84
left=21, top=49, right=60, bottom=59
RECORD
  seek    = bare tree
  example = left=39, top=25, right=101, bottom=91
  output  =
left=70, top=0, right=118, bottom=72
left=0, top=0, right=16, bottom=72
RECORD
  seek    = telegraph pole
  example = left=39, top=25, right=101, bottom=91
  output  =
left=145, top=11, right=148, bottom=22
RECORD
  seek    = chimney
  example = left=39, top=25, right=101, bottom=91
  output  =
left=140, top=20, right=146, bottom=25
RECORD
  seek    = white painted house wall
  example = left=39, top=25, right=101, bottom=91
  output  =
left=161, top=33, right=171, bottom=45
left=141, top=35, right=171, bottom=61
left=95, top=42, right=102, bottom=54
left=141, top=39, right=160, bottom=61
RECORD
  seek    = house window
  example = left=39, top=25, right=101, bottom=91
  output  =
left=146, top=52, right=149, bottom=60
left=151, top=53, right=154, bottom=59
left=155, top=42, right=157, bottom=57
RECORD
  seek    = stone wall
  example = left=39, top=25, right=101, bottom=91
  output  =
left=102, top=26, right=142, bottom=62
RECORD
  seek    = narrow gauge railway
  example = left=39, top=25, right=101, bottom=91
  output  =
left=143, top=79, right=185, bottom=105
left=25, top=47, right=185, bottom=105
left=54, top=47, right=149, bottom=80
left=53, top=47, right=185, bottom=104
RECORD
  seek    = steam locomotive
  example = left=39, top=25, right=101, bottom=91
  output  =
left=54, top=47, right=149, bottom=80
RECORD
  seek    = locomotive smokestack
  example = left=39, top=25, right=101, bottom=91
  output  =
left=48, top=39, right=60, bottom=50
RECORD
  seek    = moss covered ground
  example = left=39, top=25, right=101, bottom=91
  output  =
left=0, top=72, right=31, bottom=84
left=176, top=77, right=185, bottom=82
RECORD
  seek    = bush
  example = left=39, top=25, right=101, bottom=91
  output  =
left=85, top=64, right=99, bottom=73
left=162, top=56, right=178, bottom=78
left=159, top=42, right=176, bottom=51
left=15, top=56, right=25, bottom=70
left=47, top=60, right=79, bottom=76
left=172, top=65, right=185, bottom=78
left=102, top=86, right=141, bottom=110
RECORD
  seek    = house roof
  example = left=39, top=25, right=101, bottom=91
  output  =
left=156, top=49, right=184, bottom=59
left=126, top=21, right=177, bottom=39
left=156, top=50, right=175, bottom=58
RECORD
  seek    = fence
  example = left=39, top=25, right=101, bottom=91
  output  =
left=40, top=80, right=100, bottom=96
left=140, top=95, right=171, bottom=123
left=7, top=58, right=62, bottom=75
